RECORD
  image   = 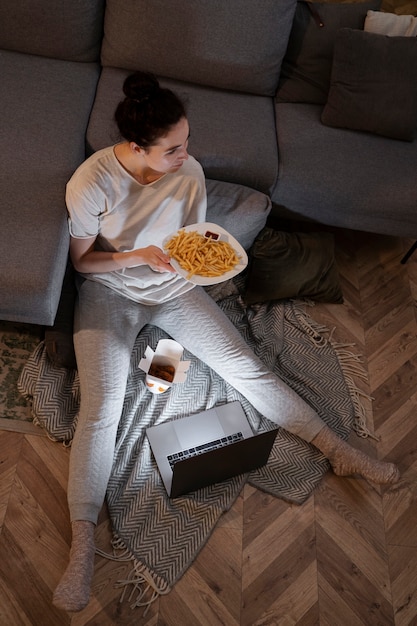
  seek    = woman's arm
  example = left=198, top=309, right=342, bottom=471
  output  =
left=69, top=236, right=175, bottom=274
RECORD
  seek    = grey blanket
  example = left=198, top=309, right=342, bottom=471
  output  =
left=19, top=282, right=361, bottom=600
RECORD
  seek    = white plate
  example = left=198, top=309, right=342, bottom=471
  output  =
left=163, top=222, right=248, bottom=285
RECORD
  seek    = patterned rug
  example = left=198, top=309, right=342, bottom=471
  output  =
left=0, top=321, right=43, bottom=422
left=16, top=279, right=369, bottom=609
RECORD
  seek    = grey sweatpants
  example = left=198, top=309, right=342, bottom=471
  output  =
left=69, top=279, right=325, bottom=523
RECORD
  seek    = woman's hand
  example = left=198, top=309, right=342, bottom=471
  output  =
left=137, top=245, right=176, bottom=273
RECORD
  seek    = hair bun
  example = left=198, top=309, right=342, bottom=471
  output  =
left=123, top=71, right=159, bottom=104
left=115, top=70, right=187, bottom=147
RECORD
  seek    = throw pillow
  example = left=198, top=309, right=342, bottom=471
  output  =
left=276, top=0, right=381, bottom=104
left=244, top=228, right=344, bottom=305
left=321, top=28, right=417, bottom=141
left=205, top=179, right=271, bottom=251
left=365, top=9, right=417, bottom=36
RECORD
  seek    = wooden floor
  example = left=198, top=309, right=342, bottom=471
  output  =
left=1, top=227, right=417, bottom=625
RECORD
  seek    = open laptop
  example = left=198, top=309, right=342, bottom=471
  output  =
left=146, top=401, right=278, bottom=498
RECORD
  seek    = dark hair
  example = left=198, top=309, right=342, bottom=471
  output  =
left=114, top=71, right=187, bottom=149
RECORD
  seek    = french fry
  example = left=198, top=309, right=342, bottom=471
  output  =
left=165, top=230, right=240, bottom=279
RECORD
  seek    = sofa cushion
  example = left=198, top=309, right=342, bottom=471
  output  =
left=321, top=28, right=417, bottom=141
left=244, top=228, right=343, bottom=305
left=276, top=0, right=381, bottom=104
left=0, top=0, right=105, bottom=62
left=272, top=103, right=417, bottom=238
left=0, top=51, right=101, bottom=325
left=101, top=0, right=297, bottom=96
left=87, top=67, right=278, bottom=194
left=205, top=180, right=271, bottom=251
left=365, top=9, right=417, bottom=36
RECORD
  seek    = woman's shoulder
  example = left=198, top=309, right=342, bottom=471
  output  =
left=68, top=146, right=117, bottom=187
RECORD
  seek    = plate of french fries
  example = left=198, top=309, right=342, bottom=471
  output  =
left=163, top=222, right=248, bottom=285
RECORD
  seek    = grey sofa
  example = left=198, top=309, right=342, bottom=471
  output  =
left=1, top=0, right=416, bottom=326
left=0, top=0, right=104, bottom=325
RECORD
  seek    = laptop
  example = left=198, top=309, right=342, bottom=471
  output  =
left=146, top=401, right=278, bottom=498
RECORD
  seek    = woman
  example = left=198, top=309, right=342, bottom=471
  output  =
left=53, top=71, right=399, bottom=613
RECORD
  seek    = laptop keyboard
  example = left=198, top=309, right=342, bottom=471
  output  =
left=167, top=432, right=244, bottom=468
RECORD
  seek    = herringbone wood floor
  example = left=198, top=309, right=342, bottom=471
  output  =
left=1, top=227, right=417, bottom=625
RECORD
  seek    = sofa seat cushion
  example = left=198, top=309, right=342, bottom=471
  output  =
left=272, top=103, right=417, bottom=238
left=101, top=0, right=297, bottom=96
left=86, top=68, right=278, bottom=194
left=0, top=51, right=101, bottom=325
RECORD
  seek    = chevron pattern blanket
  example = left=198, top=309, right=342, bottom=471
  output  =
left=18, top=280, right=366, bottom=607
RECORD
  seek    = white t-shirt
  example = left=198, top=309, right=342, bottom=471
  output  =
left=66, top=146, right=207, bottom=304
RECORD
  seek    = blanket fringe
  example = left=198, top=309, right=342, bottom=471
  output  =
left=31, top=415, right=74, bottom=447
left=96, top=537, right=171, bottom=614
left=291, top=301, right=378, bottom=441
